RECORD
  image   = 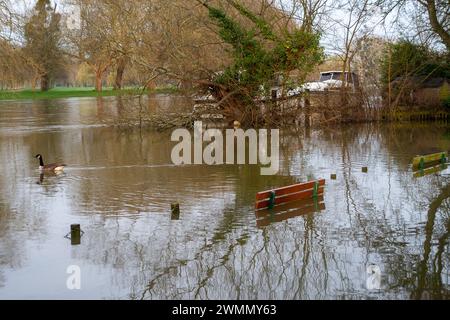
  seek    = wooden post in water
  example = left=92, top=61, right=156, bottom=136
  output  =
left=71, top=224, right=81, bottom=245
left=362, top=167, right=368, bottom=173
left=171, top=203, right=180, bottom=220
left=330, top=173, right=337, bottom=180
left=305, top=89, right=311, bottom=129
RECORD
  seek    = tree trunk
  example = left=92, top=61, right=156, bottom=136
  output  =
left=40, top=74, right=50, bottom=92
left=113, top=58, right=126, bottom=90
left=95, top=69, right=103, bottom=92
left=32, top=75, right=39, bottom=92
left=424, top=0, right=450, bottom=52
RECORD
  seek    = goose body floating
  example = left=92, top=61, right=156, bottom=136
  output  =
left=35, top=154, right=66, bottom=172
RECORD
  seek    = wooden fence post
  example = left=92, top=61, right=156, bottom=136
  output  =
left=305, top=89, right=311, bottom=129
left=171, top=203, right=180, bottom=220
left=71, top=224, right=81, bottom=245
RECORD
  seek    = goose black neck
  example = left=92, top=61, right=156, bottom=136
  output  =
left=38, top=157, right=44, bottom=167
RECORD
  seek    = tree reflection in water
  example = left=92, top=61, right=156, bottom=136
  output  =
left=0, top=98, right=448, bottom=299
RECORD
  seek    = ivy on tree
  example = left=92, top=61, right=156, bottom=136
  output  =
left=203, top=1, right=323, bottom=108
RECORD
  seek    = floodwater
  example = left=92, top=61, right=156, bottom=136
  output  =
left=0, top=96, right=449, bottom=300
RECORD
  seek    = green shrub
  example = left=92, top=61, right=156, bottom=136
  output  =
left=443, top=96, right=450, bottom=109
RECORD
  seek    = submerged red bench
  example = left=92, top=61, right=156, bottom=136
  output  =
left=255, top=179, right=325, bottom=210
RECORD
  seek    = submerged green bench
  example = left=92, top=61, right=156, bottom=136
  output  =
left=412, top=152, right=448, bottom=171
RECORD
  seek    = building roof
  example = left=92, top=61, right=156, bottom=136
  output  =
left=320, top=71, right=356, bottom=74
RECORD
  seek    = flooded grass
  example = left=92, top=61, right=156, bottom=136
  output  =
left=0, top=86, right=179, bottom=101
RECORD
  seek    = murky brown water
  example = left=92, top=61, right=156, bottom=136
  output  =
left=0, top=96, right=449, bottom=299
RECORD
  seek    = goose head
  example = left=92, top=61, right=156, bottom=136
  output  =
left=35, top=154, right=44, bottom=168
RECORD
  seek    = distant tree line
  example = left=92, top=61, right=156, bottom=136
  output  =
left=0, top=0, right=448, bottom=116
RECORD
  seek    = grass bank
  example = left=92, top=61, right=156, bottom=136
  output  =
left=0, top=86, right=179, bottom=101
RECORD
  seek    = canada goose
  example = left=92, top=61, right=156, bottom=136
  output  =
left=35, top=154, right=66, bottom=172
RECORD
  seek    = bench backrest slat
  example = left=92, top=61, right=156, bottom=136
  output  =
left=412, top=152, right=447, bottom=167
left=255, top=179, right=325, bottom=210
left=256, top=179, right=325, bottom=201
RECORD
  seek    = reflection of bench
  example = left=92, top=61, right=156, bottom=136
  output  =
left=412, top=152, right=447, bottom=171
left=256, top=196, right=325, bottom=228
left=255, top=179, right=325, bottom=210
left=414, top=164, right=448, bottom=178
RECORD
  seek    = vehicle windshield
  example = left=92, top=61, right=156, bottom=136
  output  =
left=319, top=71, right=358, bottom=85
left=320, top=72, right=344, bottom=81
left=319, top=73, right=332, bottom=81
